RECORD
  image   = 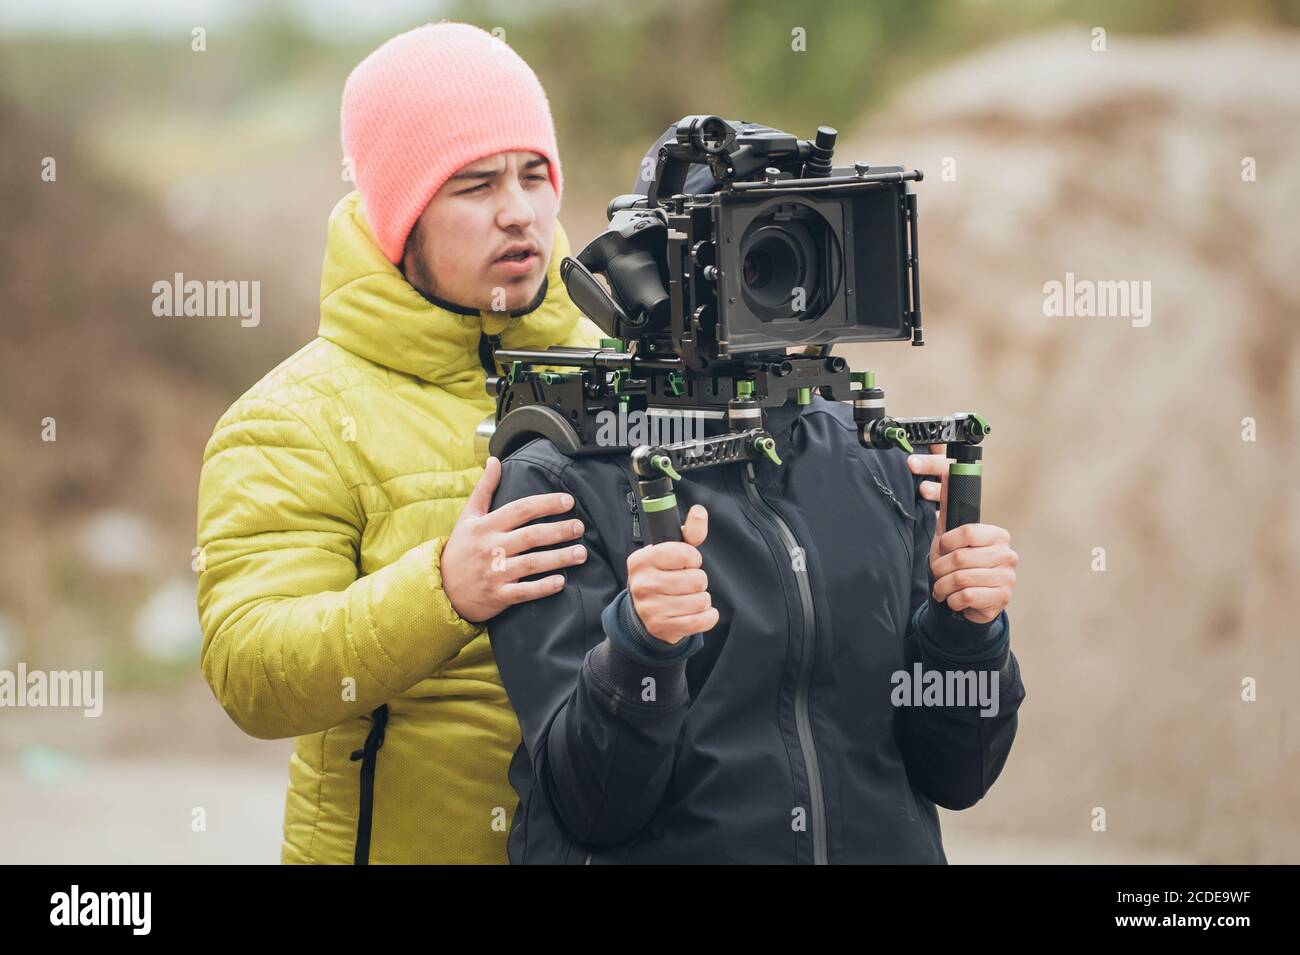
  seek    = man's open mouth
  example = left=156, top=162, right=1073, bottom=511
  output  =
left=498, top=251, right=534, bottom=262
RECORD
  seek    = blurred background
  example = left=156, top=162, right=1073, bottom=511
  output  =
left=1, top=0, right=1297, bottom=863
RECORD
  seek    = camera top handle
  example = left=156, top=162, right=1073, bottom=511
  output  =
left=646, top=115, right=810, bottom=207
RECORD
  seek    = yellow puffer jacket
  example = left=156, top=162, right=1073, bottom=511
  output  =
left=196, top=190, right=603, bottom=864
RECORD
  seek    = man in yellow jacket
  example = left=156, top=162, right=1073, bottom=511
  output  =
left=195, top=23, right=601, bottom=863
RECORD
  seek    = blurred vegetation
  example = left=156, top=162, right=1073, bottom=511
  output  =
left=4, top=1, right=1298, bottom=266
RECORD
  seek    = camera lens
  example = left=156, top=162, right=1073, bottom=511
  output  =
left=741, top=233, right=802, bottom=305
left=735, top=201, right=841, bottom=327
left=742, top=248, right=772, bottom=288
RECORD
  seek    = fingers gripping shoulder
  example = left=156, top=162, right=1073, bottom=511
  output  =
left=493, top=448, right=613, bottom=578
left=494, top=447, right=587, bottom=526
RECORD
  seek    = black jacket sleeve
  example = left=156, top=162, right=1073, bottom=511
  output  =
left=487, top=450, right=698, bottom=848
left=895, top=473, right=1027, bottom=811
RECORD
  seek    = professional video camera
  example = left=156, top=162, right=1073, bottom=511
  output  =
left=477, top=115, right=990, bottom=546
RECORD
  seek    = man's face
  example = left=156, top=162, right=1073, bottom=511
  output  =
left=400, top=150, right=557, bottom=313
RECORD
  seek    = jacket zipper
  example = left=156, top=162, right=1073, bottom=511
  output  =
left=740, top=462, right=828, bottom=864
left=349, top=703, right=389, bottom=865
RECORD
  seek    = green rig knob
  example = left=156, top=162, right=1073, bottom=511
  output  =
left=755, top=435, right=782, bottom=466
left=651, top=454, right=682, bottom=482
left=883, top=426, right=913, bottom=454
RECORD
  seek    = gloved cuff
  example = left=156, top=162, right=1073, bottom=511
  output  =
left=601, top=588, right=704, bottom=667
left=913, top=597, right=1010, bottom=668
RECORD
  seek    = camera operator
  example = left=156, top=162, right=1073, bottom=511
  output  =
left=485, top=131, right=1026, bottom=864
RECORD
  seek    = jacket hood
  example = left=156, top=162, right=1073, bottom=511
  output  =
left=318, top=190, right=587, bottom=395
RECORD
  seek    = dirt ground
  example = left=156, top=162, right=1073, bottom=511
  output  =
left=0, top=673, right=1195, bottom=864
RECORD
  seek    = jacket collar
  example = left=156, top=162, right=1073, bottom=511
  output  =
left=420, top=276, right=550, bottom=318
left=317, top=191, right=585, bottom=398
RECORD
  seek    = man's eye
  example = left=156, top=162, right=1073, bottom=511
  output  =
left=463, top=183, right=490, bottom=194
left=526, top=174, right=548, bottom=182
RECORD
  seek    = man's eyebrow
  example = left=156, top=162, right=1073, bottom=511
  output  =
left=450, top=165, right=501, bottom=181
left=450, top=157, right=549, bottom=181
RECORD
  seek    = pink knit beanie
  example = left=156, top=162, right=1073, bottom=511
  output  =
left=340, top=22, right=564, bottom=264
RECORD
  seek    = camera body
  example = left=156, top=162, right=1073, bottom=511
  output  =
left=482, top=115, right=987, bottom=538
left=481, top=114, right=983, bottom=472
left=562, top=115, right=924, bottom=375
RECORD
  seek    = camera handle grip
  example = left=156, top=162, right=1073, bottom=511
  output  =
left=638, top=487, right=685, bottom=544
left=632, top=480, right=706, bottom=646
left=945, top=461, right=982, bottom=529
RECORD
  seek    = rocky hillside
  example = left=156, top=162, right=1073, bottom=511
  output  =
left=838, top=27, right=1300, bottom=862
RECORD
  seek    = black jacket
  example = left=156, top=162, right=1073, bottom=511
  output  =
left=487, top=394, right=1025, bottom=863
